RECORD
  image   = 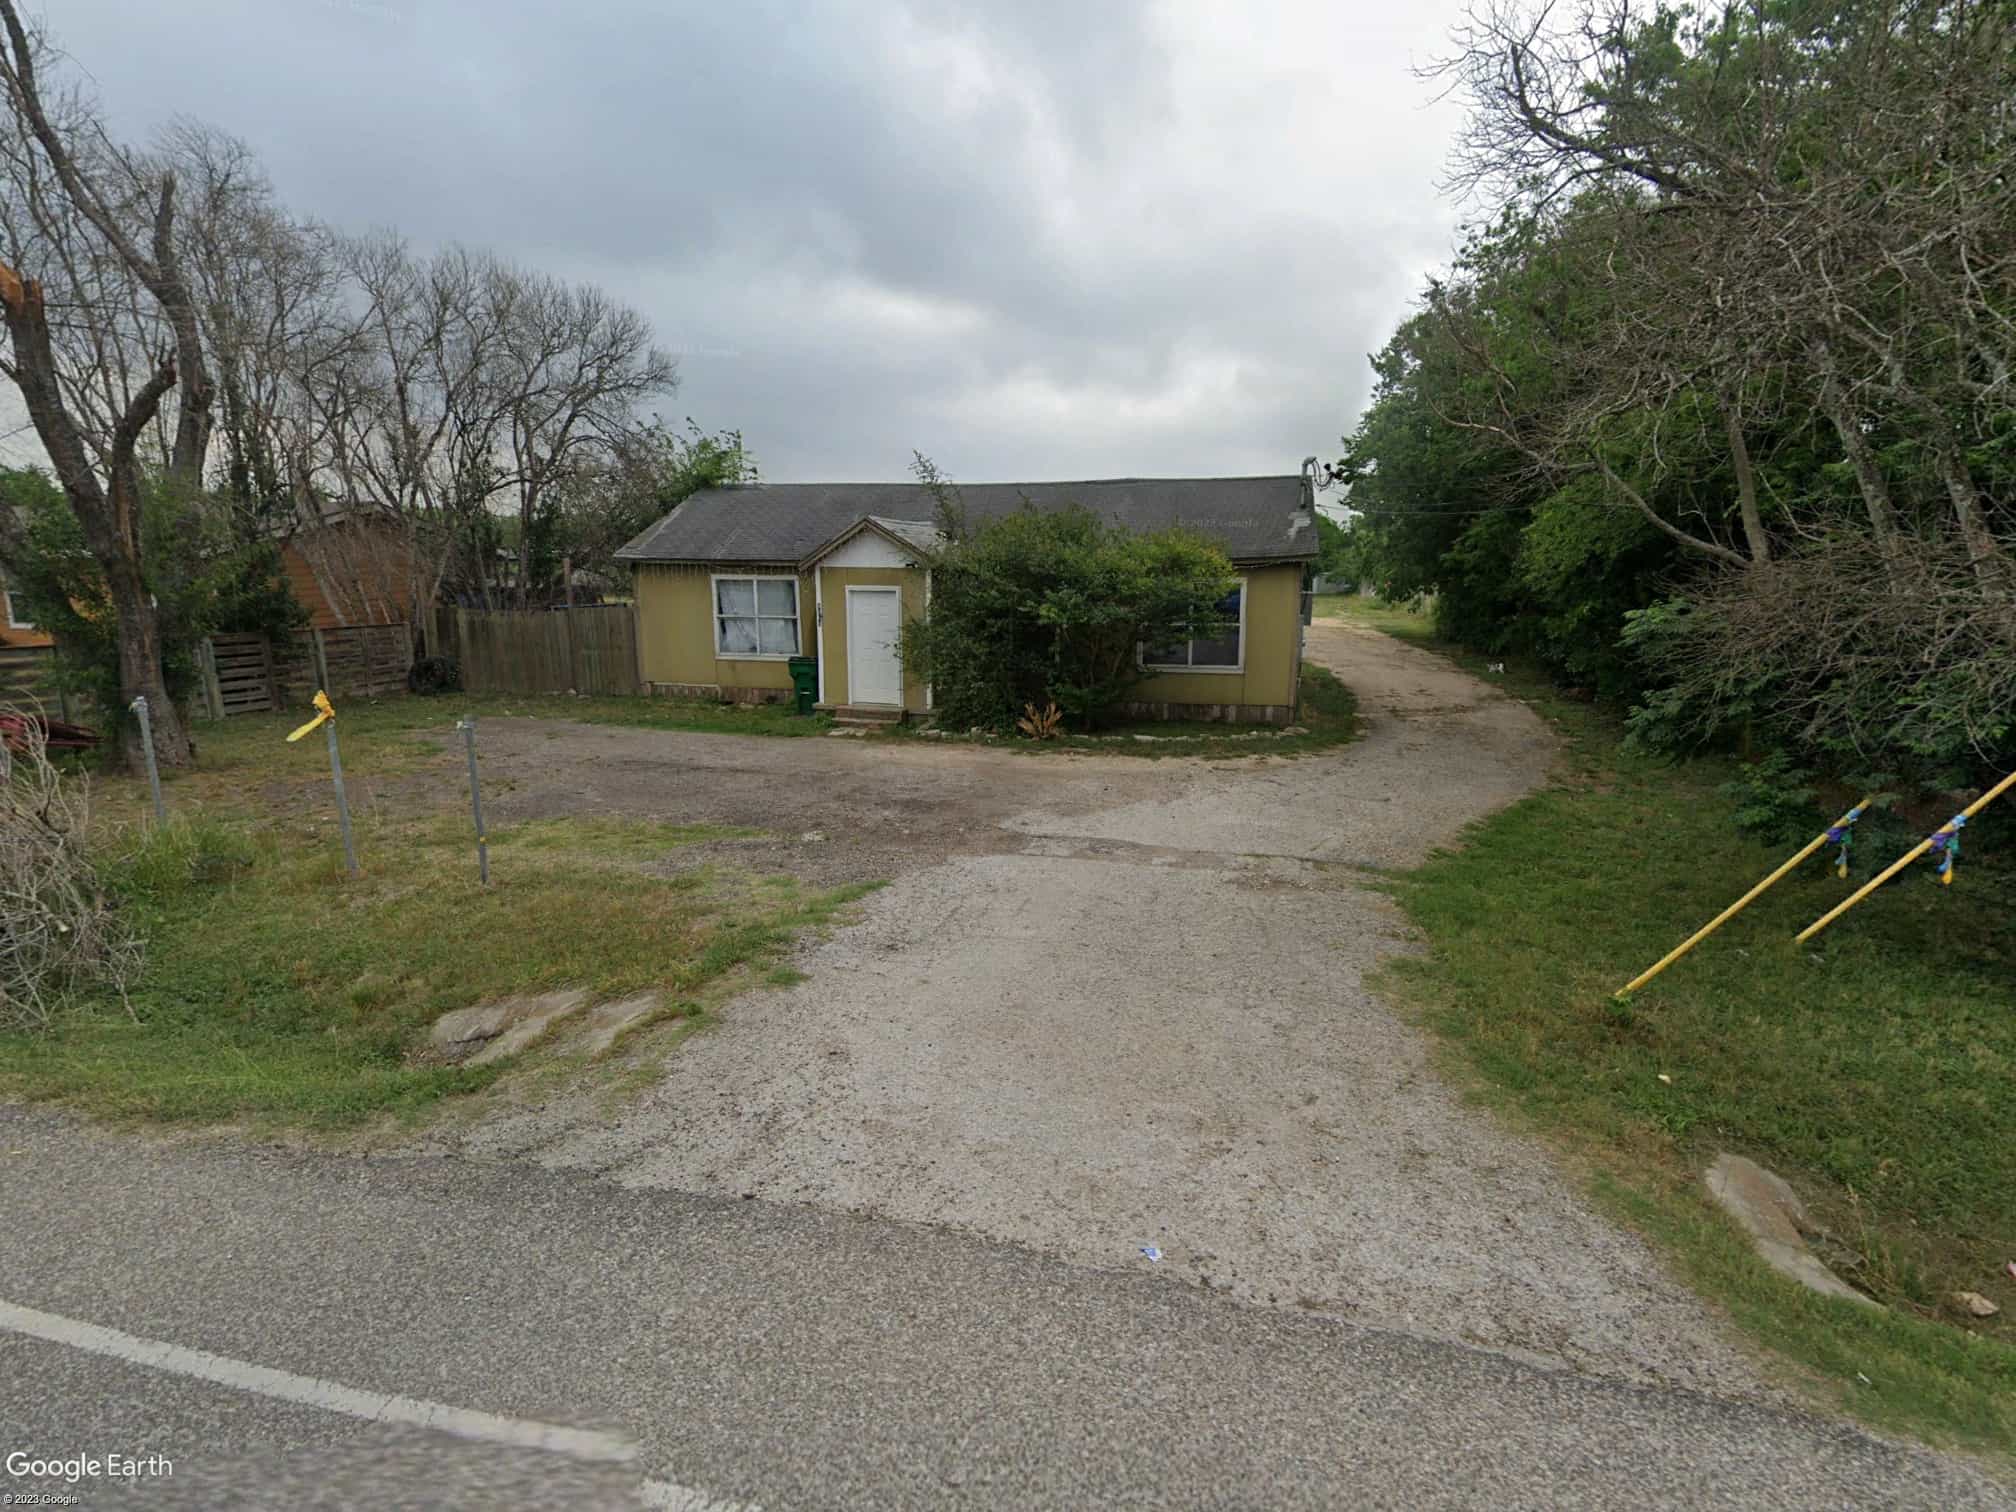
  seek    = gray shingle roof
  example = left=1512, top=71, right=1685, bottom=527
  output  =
left=615, top=477, right=1317, bottom=566
left=865, top=516, right=945, bottom=552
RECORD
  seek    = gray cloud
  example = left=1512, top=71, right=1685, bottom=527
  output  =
left=11, top=0, right=1467, bottom=482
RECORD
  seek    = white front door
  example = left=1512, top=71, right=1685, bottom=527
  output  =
left=846, top=587, right=904, bottom=706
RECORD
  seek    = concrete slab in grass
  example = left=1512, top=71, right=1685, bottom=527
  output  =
left=431, top=989, right=591, bottom=1066
left=1706, top=1153, right=1878, bottom=1307
left=576, top=992, right=664, bottom=1057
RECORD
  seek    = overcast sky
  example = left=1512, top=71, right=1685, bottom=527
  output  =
left=3, top=0, right=1469, bottom=485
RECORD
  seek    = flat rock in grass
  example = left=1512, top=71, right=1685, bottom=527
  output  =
left=1954, top=1291, right=1999, bottom=1318
left=1706, top=1153, right=1878, bottom=1308
left=430, top=1003, right=513, bottom=1052
left=431, top=989, right=590, bottom=1064
left=577, top=992, right=664, bottom=1057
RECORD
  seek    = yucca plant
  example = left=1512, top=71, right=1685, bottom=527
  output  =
left=1016, top=701, right=1064, bottom=740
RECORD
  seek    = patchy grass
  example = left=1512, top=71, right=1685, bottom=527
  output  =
left=1348, top=604, right=2016, bottom=1453
left=78, top=691, right=826, bottom=830
left=888, top=664, right=1359, bottom=760
left=0, top=812, right=876, bottom=1128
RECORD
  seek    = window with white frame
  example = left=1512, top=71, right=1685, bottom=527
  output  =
left=713, top=574, right=799, bottom=658
left=1144, top=578, right=1245, bottom=671
left=3, top=577, right=32, bottom=630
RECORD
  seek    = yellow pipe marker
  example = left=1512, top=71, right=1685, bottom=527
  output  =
left=1616, top=795, right=1874, bottom=998
left=1795, top=768, right=2016, bottom=943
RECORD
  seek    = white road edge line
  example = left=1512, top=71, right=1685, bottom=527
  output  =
left=0, top=1298, right=761, bottom=1511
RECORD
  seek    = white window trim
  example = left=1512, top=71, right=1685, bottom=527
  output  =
left=1141, top=574, right=1248, bottom=675
left=4, top=584, right=32, bottom=631
left=813, top=568, right=827, bottom=704
left=709, top=572, right=800, bottom=661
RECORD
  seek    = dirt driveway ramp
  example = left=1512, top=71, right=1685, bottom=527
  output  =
left=452, top=621, right=1761, bottom=1397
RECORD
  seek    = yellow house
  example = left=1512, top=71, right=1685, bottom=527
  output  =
left=616, top=475, right=1320, bottom=725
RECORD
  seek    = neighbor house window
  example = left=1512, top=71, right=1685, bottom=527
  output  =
left=1144, top=578, right=1245, bottom=671
left=713, top=574, right=799, bottom=658
left=3, top=579, right=31, bottom=630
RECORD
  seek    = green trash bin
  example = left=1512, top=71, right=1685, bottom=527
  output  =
left=787, top=656, right=819, bottom=715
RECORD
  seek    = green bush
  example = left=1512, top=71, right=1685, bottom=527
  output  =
left=1716, top=751, right=1821, bottom=846
left=2, top=465, right=305, bottom=721
left=900, top=502, right=1236, bottom=732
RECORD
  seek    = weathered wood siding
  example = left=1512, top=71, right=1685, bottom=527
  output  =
left=0, top=643, right=53, bottom=705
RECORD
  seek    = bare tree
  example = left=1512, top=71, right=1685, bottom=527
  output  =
left=298, top=237, right=519, bottom=623
left=482, top=260, right=676, bottom=606
left=2, top=4, right=690, bottom=719
left=167, top=122, right=352, bottom=526
left=0, top=3, right=219, bottom=768
left=485, top=264, right=677, bottom=608
left=293, top=245, right=676, bottom=616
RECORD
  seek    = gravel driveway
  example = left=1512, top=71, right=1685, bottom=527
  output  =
left=450, top=620, right=1764, bottom=1397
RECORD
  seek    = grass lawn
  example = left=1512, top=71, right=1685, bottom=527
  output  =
left=881, top=663, right=1358, bottom=759
left=6, top=695, right=875, bottom=1125
left=187, top=687, right=827, bottom=763
left=1328, top=597, right=2016, bottom=1453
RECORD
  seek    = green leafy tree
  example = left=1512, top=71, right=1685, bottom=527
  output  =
left=1340, top=0, right=2014, bottom=781
left=2, top=465, right=302, bottom=720
left=546, top=419, right=756, bottom=596
left=1313, top=513, right=1354, bottom=581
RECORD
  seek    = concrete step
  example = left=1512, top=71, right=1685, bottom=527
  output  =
left=829, top=705, right=906, bottom=726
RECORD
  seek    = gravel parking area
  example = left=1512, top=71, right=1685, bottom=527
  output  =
left=438, top=621, right=1765, bottom=1398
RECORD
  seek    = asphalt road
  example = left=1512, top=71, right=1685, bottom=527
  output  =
left=2, top=1110, right=2007, bottom=1510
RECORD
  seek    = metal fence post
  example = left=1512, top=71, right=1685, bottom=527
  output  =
left=457, top=718, right=489, bottom=884
left=128, top=694, right=166, bottom=827
left=324, top=717, right=360, bottom=877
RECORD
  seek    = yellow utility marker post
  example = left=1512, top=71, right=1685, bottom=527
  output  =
left=1615, top=796, right=1874, bottom=998
left=287, top=691, right=359, bottom=878
left=1795, top=769, right=2016, bottom=943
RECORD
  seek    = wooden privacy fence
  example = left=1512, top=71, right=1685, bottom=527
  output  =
left=10, top=607, right=634, bottom=726
left=200, top=633, right=281, bottom=716
left=196, top=624, right=415, bottom=719
left=426, top=605, right=639, bottom=696
left=298, top=623, right=414, bottom=703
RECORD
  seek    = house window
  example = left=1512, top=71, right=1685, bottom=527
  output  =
left=3, top=580, right=32, bottom=631
left=1144, top=578, right=1245, bottom=671
left=712, top=574, right=799, bottom=658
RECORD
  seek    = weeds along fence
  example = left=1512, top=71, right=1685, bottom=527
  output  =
left=425, top=605, right=640, bottom=696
